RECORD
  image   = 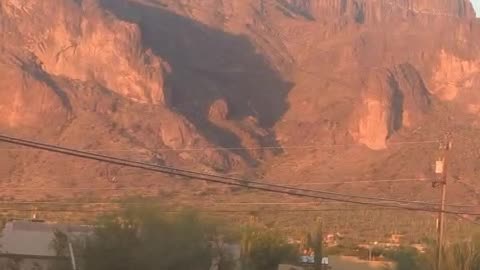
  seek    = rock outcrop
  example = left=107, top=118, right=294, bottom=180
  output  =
left=1, top=0, right=480, bottom=203
left=431, top=50, right=480, bottom=101
left=0, top=0, right=244, bottom=173
left=208, top=99, right=230, bottom=121
left=0, top=0, right=169, bottom=104
left=0, top=54, right=70, bottom=131
left=352, top=64, right=430, bottom=149
left=281, top=0, right=476, bottom=22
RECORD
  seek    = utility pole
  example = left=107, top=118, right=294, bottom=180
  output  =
left=314, top=221, right=323, bottom=270
left=68, top=241, right=77, bottom=270
left=433, top=134, right=452, bottom=270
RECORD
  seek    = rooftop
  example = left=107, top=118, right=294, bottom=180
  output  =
left=0, top=220, right=92, bottom=257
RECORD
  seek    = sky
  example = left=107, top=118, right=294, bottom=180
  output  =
left=473, top=0, right=480, bottom=17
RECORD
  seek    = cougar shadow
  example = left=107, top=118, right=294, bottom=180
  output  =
left=101, top=0, right=292, bottom=161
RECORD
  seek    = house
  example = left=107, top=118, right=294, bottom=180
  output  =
left=0, top=220, right=93, bottom=270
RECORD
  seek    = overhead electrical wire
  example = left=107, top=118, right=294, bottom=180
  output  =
left=0, top=135, right=449, bottom=207
left=298, top=178, right=433, bottom=185
left=0, top=200, right=433, bottom=207
left=0, top=134, right=474, bottom=209
left=1, top=180, right=476, bottom=208
left=0, top=178, right=432, bottom=190
left=0, top=134, right=463, bottom=211
left=0, top=207, right=399, bottom=214
left=0, top=177, right=437, bottom=189
left=0, top=198, right=475, bottom=208
left=0, top=134, right=478, bottom=216
left=0, top=134, right=449, bottom=208
left=0, top=139, right=439, bottom=152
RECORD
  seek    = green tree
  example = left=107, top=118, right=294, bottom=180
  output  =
left=82, top=208, right=217, bottom=270
left=50, top=229, right=69, bottom=257
left=386, top=234, right=480, bottom=270
left=384, top=247, right=421, bottom=270
left=241, top=226, right=298, bottom=270
left=442, top=238, right=480, bottom=270
left=48, top=229, right=74, bottom=270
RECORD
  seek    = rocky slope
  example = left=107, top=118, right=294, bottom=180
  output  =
left=0, top=0, right=244, bottom=192
left=1, top=0, right=480, bottom=205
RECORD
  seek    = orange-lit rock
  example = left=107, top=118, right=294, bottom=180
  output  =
left=1, top=0, right=169, bottom=104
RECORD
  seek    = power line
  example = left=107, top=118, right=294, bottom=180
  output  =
left=0, top=135, right=459, bottom=211
left=0, top=140, right=439, bottom=152
left=0, top=199, right=475, bottom=208
left=0, top=134, right=477, bottom=215
left=0, top=200, right=430, bottom=206
left=0, top=177, right=434, bottom=188
left=0, top=201, right=350, bottom=205
left=0, top=207, right=398, bottom=214
left=298, top=178, right=433, bottom=185
left=2, top=179, right=460, bottom=207
left=0, top=135, right=448, bottom=208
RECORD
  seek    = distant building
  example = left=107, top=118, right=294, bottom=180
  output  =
left=390, top=234, right=405, bottom=244
left=324, top=233, right=338, bottom=247
left=411, top=244, right=427, bottom=253
left=323, top=232, right=343, bottom=247
left=0, top=220, right=92, bottom=270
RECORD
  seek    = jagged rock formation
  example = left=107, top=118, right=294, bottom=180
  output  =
left=281, top=0, right=476, bottom=21
left=0, top=0, right=246, bottom=180
left=1, top=0, right=169, bottom=104
left=352, top=64, right=430, bottom=149
left=1, top=0, right=480, bottom=203
left=431, top=50, right=480, bottom=100
left=0, top=54, right=71, bottom=131
left=209, top=99, right=230, bottom=121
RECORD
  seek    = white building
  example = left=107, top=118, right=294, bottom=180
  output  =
left=0, top=220, right=92, bottom=270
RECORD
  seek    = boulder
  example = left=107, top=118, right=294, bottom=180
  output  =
left=208, top=99, right=230, bottom=121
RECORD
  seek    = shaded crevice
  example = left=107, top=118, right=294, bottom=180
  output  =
left=388, top=75, right=404, bottom=136
left=100, top=0, right=292, bottom=158
left=15, top=56, right=73, bottom=114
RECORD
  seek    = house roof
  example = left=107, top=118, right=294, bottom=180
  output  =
left=0, top=220, right=92, bottom=257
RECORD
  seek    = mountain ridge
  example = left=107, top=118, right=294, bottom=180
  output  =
left=0, top=0, right=480, bottom=205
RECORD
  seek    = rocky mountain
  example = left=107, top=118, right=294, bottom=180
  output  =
left=0, top=0, right=480, bottom=204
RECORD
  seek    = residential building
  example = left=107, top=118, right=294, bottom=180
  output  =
left=0, top=220, right=92, bottom=270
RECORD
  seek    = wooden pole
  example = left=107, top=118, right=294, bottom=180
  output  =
left=435, top=136, right=451, bottom=270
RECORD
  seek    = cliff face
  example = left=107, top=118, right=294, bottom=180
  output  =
left=281, top=0, right=476, bottom=22
left=0, top=54, right=71, bottom=131
left=0, top=0, right=246, bottom=180
left=352, top=64, right=430, bottom=149
left=1, top=0, right=480, bottom=202
left=431, top=50, right=480, bottom=100
left=1, top=0, right=168, bottom=104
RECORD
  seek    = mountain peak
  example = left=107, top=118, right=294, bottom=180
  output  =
left=281, top=0, right=476, bottom=22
